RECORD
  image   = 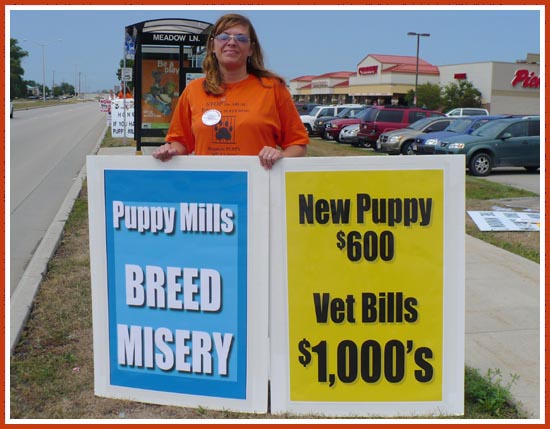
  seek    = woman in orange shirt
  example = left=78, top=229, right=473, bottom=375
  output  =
left=152, top=13, right=309, bottom=170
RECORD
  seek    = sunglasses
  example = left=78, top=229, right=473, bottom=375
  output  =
left=214, top=33, right=251, bottom=44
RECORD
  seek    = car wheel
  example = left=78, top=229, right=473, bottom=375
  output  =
left=468, top=152, right=492, bottom=176
left=323, top=131, right=334, bottom=141
left=304, top=124, right=313, bottom=135
left=400, top=141, right=415, bottom=155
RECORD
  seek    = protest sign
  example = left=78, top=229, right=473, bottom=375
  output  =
left=269, top=155, right=465, bottom=416
left=111, top=99, right=134, bottom=138
left=87, top=156, right=269, bottom=413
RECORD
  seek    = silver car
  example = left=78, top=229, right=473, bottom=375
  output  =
left=338, top=124, right=360, bottom=145
left=376, top=116, right=455, bottom=155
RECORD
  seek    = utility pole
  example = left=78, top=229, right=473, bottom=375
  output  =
left=23, top=38, right=61, bottom=101
left=407, top=32, right=430, bottom=106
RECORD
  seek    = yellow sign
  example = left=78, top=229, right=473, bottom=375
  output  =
left=286, top=169, right=444, bottom=402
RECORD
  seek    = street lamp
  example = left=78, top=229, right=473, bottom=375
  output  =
left=407, top=32, right=430, bottom=106
left=22, top=38, right=62, bottom=101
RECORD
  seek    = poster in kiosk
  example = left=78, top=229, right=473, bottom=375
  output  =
left=269, top=156, right=465, bottom=417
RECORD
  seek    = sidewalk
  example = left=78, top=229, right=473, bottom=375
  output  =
left=12, top=146, right=542, bottom=418
left=465, top=234, right=540, bottom=418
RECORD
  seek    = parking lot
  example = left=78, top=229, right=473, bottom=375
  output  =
left=481, top=168, right=540, bottom=194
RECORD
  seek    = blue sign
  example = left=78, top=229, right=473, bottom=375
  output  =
left=103, top=169, right=248, bottom=399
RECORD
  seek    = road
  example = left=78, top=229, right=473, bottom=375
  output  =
left=9, top=101, right=106, bottom=295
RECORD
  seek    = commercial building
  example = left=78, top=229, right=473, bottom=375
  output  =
left=290, top=53, right=540, bottom=115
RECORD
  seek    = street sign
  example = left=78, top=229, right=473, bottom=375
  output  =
left=122, top=67, right=133, bottom=82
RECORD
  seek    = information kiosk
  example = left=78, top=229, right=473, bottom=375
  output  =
left=124, top=19, right=213, bottom=153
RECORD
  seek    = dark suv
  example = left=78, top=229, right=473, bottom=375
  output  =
left=355, top=106, right=444, bottom=148
left=434, top=116, right=539, bottom=176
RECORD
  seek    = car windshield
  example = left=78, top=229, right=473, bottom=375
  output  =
left=355, top=108, right=372, bottom=120
left=445, top=118, right=474, bottom=133
left=471, top=120, right=509, bottom=137
left=407, top=117, right=436, bottom=130
left=363, top=108, right=379, bottom=121
left=336, top=107, right=365, bottom=118
left=336, top=108, right=352, bottom=118
left=309, top=106, right=322, bottom=116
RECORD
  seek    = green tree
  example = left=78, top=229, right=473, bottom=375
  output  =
left=10, top=38, right=28, bottom=99
left=54, top=81, right=75, bottom=97
left=441, top=80, right=482, bottom=112
left=404, top=89, right=415, bottom=106
left=416, top=82, right=443, bottom=110
left=404, top=83, right=442, bottom=110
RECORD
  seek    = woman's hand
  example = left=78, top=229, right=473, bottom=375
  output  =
left=258, top=146, right=284, bottom=170
left=152, top=142, right=187, bottom=162
left=258, top=145, right=307, bottom=170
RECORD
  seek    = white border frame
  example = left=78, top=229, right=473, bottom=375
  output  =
left=87, top=155, right=269, bottom=414
left=269, top=155, right=465, bottom=417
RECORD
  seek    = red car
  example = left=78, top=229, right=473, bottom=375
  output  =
left=324, top=107, right=373, bottom=142
left=356, top=106, right=444, bottom=148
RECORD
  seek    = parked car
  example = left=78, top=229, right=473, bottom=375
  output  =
left=338, top=123, right=360, bottom=144
left=356, top=106, right=445, bottom=148
left=445, top=107, right=489, bottom=117
left=324, top=107, right=373, bottom=142
left=413, top=115, right=512, bottom=155
left=295, top=102, right=321, bottom=116
left=433, top=116, right=540, bottom=176
left=301, top=104, right=362, bottom=136
left=375, top=116, right=456, bottom=155
left=314, top=106, right=366, bottom=139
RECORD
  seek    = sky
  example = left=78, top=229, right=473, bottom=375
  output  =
left=7, top=5, right=543, bottom=93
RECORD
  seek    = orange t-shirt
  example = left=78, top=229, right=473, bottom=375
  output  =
left=165, top=75, right=309, bottom=156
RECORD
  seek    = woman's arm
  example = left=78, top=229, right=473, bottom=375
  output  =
left=152, top=141, right=188, bottom=162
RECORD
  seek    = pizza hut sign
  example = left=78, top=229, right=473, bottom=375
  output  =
left=511, top=69, right=540, bottom=89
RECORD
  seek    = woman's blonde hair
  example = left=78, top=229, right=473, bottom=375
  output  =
left=202, top=13, right=284, bottom=95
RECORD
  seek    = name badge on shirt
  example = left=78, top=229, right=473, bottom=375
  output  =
left=202, top=109, right=222, bottom=126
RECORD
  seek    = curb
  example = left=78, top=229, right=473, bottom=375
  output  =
left=10, top=125, right=108, bottom=354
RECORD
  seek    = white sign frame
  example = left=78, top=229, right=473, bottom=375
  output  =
left=87, top=155, right=270, bottom=413
left=269, top=155, right=465, bottom=417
